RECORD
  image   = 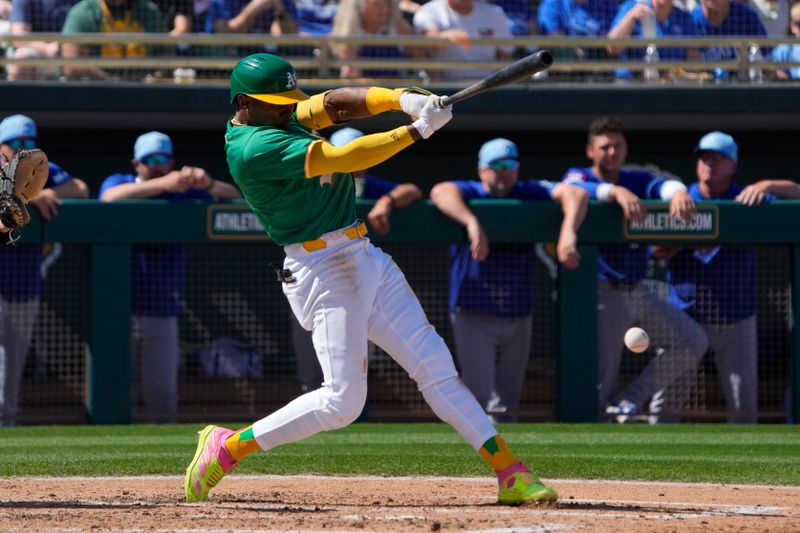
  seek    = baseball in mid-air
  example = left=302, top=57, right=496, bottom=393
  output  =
left=624, top=327, right=650, bottom=353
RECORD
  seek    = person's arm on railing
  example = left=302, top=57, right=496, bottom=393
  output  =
left=736, top=179, right=800, bottom=205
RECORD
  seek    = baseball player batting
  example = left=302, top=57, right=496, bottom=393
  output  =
left=184, top=53, right=558, bottom=506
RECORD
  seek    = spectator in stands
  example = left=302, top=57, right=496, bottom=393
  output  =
left=61, top=0, right=167, bottom=80
left=653, top=132, right=800, bottom=423
left=0, top=114, right=89, bottom=427
left=280, top=0, right=340, bottom=35
left=562, top=116, right=708, bottom=422
left=154, top=0, right=194, bottom=35
left=99, top=131, right=241, bottom=423
left=291, top=126, right=423, bottom=393
left=205, top=0, right=282, bottom=35
left=537, top=0, right=619, bottom=59
left=690, top=0, right=767, bottom=69
left=746, top=0, right=789, bottom=37
left=7, top=0, right=78, bottom=81
left=608, top=0, right=698, bottom=81
left=330, top=0, right=422, bottom=79
left=413, top=0, right=513, bottom=81
left=770, top=1, right=800, bottom=79
left=430, top=138, right=588, bottom=422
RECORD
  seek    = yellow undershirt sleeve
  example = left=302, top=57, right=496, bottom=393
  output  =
left=306, top=126, right=415, bottom=178
left=365, top=87, right=405, bottom=115
left=296, top=92, right=333, bottom=131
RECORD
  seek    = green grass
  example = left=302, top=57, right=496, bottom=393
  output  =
left=1, top=423, right=798, bottom=485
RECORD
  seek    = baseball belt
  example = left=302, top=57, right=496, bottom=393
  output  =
left=301, top=221, right=368, bottom=252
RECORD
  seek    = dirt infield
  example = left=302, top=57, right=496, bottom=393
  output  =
left=1, top=475, right=798, bottom=532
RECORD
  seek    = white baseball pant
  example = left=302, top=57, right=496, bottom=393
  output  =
left=252, top=223, right=497, bottom=451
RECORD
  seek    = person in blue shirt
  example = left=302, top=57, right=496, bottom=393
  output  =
left=537, top=0, right=619, bottom=59
left=691, top=0, right=767, bottom=70
left=771, top=3, right=800, bottom=80
left=291, top=127, right=423, bottom=393
left=281, top=0, right=339, bottom=34
left=607, top=0, right=697, bottom=81
left=654, top=132, right=800, bottom=423
left=99, top=131, right=241, bottom=423
left=0, top=114, right=89, bottom=427
left=430, top=138, right=588, bottom=422
left=562, top=116, right=708, bottom=422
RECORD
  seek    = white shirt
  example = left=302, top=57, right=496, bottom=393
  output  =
left=413, top=0, right=512, bottom=80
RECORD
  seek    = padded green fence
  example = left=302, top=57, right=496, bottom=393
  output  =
left=16, top=199, right=800, bottom=424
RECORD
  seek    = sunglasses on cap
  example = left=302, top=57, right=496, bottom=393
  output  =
left=6, top=138, right=37, bottom=151
left=489, top=159, right=520, bottom=171
left=141, top=154, right=171, bottom=167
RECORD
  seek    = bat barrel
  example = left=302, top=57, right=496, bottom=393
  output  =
left=439, top=49, right=554, bottom=107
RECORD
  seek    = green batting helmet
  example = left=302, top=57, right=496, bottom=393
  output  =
left=230, top=53, right=310, bottom=105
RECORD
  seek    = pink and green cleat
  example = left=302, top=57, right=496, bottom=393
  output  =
left=496, top=463, right=558, bottom=506
left=184, top=425, right=237, bottom=502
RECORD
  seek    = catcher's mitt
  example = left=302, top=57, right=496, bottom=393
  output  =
left=0, top=148, right=49, bottom=238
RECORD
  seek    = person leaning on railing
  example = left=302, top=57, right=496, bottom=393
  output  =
left=0, top=114, right=89, bottom=427
left=562, top=116, right=708, bottom=423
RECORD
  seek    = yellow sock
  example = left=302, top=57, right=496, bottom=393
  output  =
left=225, top=426, right=261, bottom=462
left=479, top=435, right=520, bottom=473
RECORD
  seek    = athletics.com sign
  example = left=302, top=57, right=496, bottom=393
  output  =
left=206, top=204, right=270, bottom=240
left=624, top=205, right=718, bottom=240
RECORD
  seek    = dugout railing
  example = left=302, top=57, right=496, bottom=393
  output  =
left=1, top=34, right=800, bottom=84
left=13, top=199, right=800, bottom=425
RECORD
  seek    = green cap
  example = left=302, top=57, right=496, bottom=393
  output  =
left=230, top=53, right=310, bottom=104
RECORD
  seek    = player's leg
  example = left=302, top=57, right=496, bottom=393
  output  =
left=367, top=248, right=556, bottom=504
left=137, top=316, right=180, bottom=424
left=0, top=298, right=38, bottom=426
left=619, top=287, right=708, bottom=416
left=290, top=311, right=324, bottom=393
left=451, top=309, right=498, bottom=414
left=710, top=317, right=758, bottom=423
left=493, top=314, right=533, bottom=422
left=597, top=282, right=633, bottom=411
left=186, top=240, right=377, bottom=502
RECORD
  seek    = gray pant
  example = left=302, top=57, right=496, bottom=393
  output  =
left=131, top=315, right=179, bottom=424
left=701, top=316, right=758, bottom=423
left=598, top=281, right=708, bottom=416
left=451, top=308, right=533, bottom=422
left=0, top=298, right=39, bottom=426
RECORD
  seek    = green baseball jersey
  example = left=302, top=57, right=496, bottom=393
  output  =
left=225, top=116, right=357, bottom=246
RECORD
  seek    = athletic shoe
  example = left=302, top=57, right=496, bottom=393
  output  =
left=185, top=425, right=237, bottom=502
left=497, top=462, right=558, bottom=505
left=605, top=399, right=639, bottom=423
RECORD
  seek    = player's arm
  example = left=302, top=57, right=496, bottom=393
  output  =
left=304, top=93, right=451, bottom=177
left=550, top=182, right=588, bottom=269
left=430, top=181, right=488, bottom=261
left=736, top=179, right=800, bottom=206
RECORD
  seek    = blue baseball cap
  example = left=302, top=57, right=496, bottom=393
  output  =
left=694, top=131, right=737, bottom=162
left=330, top=127, right=364, bottom=147
left=478, top=138, right=519, bottom=168
left=0, top=114, right=37, bottom=144
left=134, top=131, right=173, bottom=161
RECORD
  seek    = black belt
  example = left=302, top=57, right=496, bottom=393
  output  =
left=607, top=278, right=639, bottom=290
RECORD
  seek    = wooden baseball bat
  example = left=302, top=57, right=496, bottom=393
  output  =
left=439, top=50, right=554, bottom=107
